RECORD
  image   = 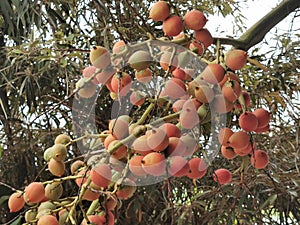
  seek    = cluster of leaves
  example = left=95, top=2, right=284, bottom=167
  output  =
left=0, top=0, right=299, bottom=224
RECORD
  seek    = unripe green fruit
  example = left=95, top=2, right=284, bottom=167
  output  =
left=45, top=181, right=63, bottom=200
left=43, top=147, right=53, bottom=162
left=38, top=201, right=56, bottom=212
left=89, top=46, right=111, bottom=69
left=128, top=50, right=152, bottom=71
left=54, top=134, right=71, bottom=145
left=75, top=77, right=97, bottom=98
left=25, top=209, right=37, bottom=222
left=50, top=144, right=67, bottom=162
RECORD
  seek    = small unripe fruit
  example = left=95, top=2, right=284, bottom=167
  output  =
left=251, top=150, right=269, bottom=169
left=25, top=209, right=37, bottom=222
left=8, top=192, right=25, bottom=212
left=90, top=46, right=111, bottom=69
left=194, top=85, right=215, bottom=103
left=43, top=147, right=53, bottom=162
left=45, top=182, right=63, bottom=201
left=54, top=134, right=71, bottom=145
left=213, top=168, right=232, bottom=184
left=25, top=182, right=45, bottom=203
left=184, top=10, right=207, bottom=31
left=128, top=50, right=152, bottom=71
left=163, top=15, right=184, bottom=37
left=149, top=1, right=170, bottom=21
left=76, top=77, right=98, bottom=98
left=225, top=49, right=247, bottom=70
left=50, top=144, right=67, bottom=162
left=38, top=215, right=59, bottom=225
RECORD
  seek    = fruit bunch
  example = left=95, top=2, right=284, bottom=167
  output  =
left=7, top=1, right=271, bottom=224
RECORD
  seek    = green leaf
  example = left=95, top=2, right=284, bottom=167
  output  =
left=0, top=195, right=9, bottom=207
left=259, top=194, right=277, bottom=210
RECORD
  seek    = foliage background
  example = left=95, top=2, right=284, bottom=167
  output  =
left=0, top=0, right=299, bottom=224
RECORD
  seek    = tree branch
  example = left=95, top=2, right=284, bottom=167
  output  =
left=214, top=0, right=300, bottom=50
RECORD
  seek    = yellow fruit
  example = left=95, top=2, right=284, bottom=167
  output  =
left=54, top=134, right=71, bottom=145
left=89, top=46, right=111, bottom=69
left=48, top=158, right=65, bottom=177
left=50, top=144, right=67, bottom=162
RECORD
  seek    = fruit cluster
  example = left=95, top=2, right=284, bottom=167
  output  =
left=8, top=1, right=271, bottom=224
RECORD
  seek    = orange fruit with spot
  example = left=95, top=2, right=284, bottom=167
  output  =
left=107, top=140, right=128, bottom=159
left=110, top=73, right=132, bottom=96
left=187, top=157, right=207, bottom=179
left=90, top=46, right=111, bottom=69
left=129, top=155, right=147, bottom=177
left=221, top=146, right=237, bottom=159
left=218, top=127, right=234, bottom=147
left=141, top=152, right=166, bottom=176
left=25, top=182, right=45, bottom=203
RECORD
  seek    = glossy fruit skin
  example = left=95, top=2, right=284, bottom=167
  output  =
left=149, top=1, right=170, bottom=21
left=163, top=15, right=184, bottom=37
left=90, top=164, right=112, bottom=188
left=8, top=192, right=25, bottom=212
left=251, top=150, right=269, bottom=169
left=48, top=158, right=65, bottom=177
left=238, top=111, right=259, bottom=132
left=184, top=10, right=207, bottom=31
left=186, top=157, right=207, bottom=179
left=225, top=49, right=247, bottom=70
left=213, top=168, right=232, bottom=185
left=141, top=152, right=166, bottom=176
left=25, top=182, right=45, bottom=203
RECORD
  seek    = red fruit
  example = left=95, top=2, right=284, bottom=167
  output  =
left=222, top=80, right=242, bottom=102
left=147, top=128, right=169, bottom=152
left=8, top=192, right=25, bottom=212
left=225, top=49, right=247, bottom=70
left=163, top=77, right=187, bottom=99
left=90, top=164, right=112, bottom=188
left=179, top=99, right=199, bottom=129
left=135, top=68, right=152, bottom=83
left=172, top=99, right=186, bottom=112
left=38, top=215, right=59, bottom=225
left=212, top=94, right=234, bottom=113
left=251, top=150, right=269, bottom=169
left=238, top=111, right=259, bottom=132
left=108, top=140, right=128, bottom=159
left=131, top=135, right=153, bottom=155
left=218, top=127, right=234, bottom=146
left=253, top=108, right=270, bottom=128
left=75, top=170, right=89, bottom=187
left=194, top=28, right=213, bottom=48
left=112, top=40, right=126, bottom=54
left=96, top=68, right=116, bottom=84
left=110, top=73, right=132, bottom=96
left=168, top=156, right=190, bottom=177
left=116, top=179, right=137, bottom=200
left=228, top=131, right=250, bottom=150
left=82, top=66, right=98, bottom=85
left=105, top=195, right=118, bottom=210
left=184, top=10, right=207, bottom=31
left=234, top=142, right=254, bottom=156
left=163, top=15, right=184, bottom=37
left=165, top=137, right=187, bottom=157
left=83, top=189, right=101, bottom=201
left=172, top=68, right=187, bottom=81
left=141, top=152, right=166, bottom=176
left=218, top=71, right=240, bottom=88
left=160, top=51, right=178, bottom=72
left=194, top=84, right=215, bottom=103
left=25, top=182, right=45, bottom=203
left=187, top=158, right=207, bottom=179
left=90, top=46, right=111, bottom=69
left=213, top=168, right=232, bottom=184
left=159, top=123, right=181, bottom=138
left=129, top=155, right=147, bottom=177
left=201, top=64, right=225, bottom=84
left=221, top=146, right=237, bottom=159
left=254, top=124, right=270, bottom=133
left=149, top=1, right=170, bottom=21
left=130, top=91, right=145, bottom=106
left=189, top=41, right=204, bottom=55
